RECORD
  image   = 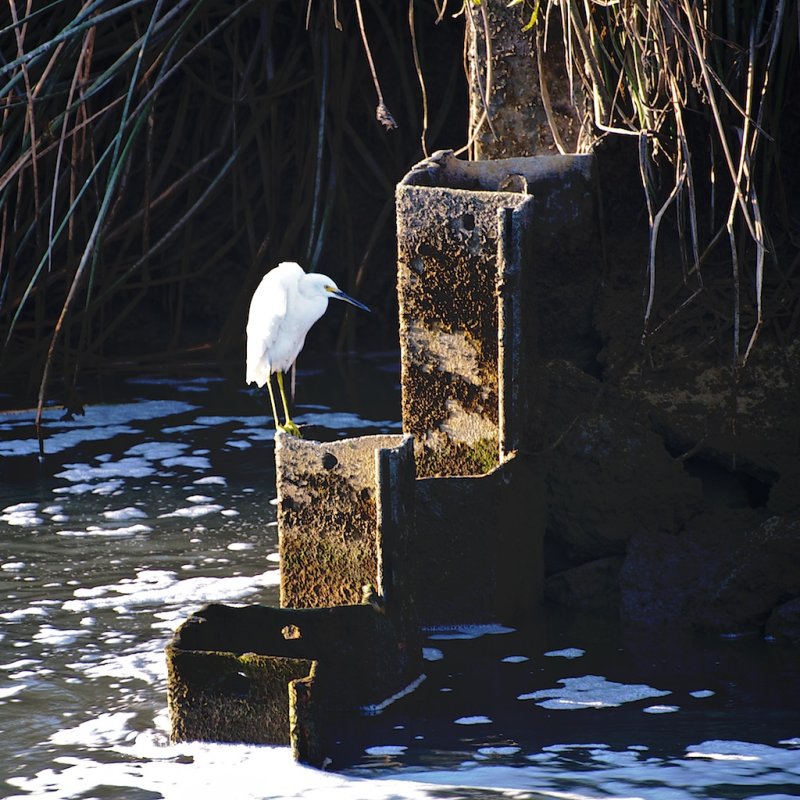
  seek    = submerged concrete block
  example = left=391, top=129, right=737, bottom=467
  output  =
left=167, top=603, right=313, bottom=746
left=167, top=602, right=419, bottom=765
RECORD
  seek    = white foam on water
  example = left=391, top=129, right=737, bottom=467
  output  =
left=540, top=742, right=611, bottom=753
left=1, top=561, right=26, bottom=571
left=544, top=648, right=586, bottom=659
left=56, top=524, right=152, bottom=538
left=194, top=476, right=226, bottom=485
left=32, top=626, right=91, bottom=646
left=689, top=689, right=715, bottom=698
left=686, top=740, right=800, bottom=763
left=53, top=479, right=125, bottom=496
left=1, top=508, right=43, bottom=526
left=422, top=647, right=444, bottom=661
left=426, top=624, right=515, bottom=641
left=108, top=524, right=153, bottom=537
left=62, top=569, right=280, bottom=612
left=79, top=648, right=167, bottom=685
left=2, top=501, right=38, bottom=513
left=238, top=431, right=274, bottom=443
left=161, top=456, right=212, bottom=470
left=227, top=542, right=254, bottom=551
left=226, top=440, right=253, bottom=449
left=49, top=712, right=137, bottom=747
left=5, top=377, right=800, bottom=800
left=0, top=606, right=47, bottom=621
left=1, top=400, right=200, bottom=458
left=158, top=504, right=223, bottom=519
left=365, top=745, right=408, bottom=756
left=151, top=609, right=189, bottom=630
left=643, top=705, right=680, bottom=714
left=454, top=716, right=492, bottom=725
left=102, top=506, right=148, bottom=520
left=407, top=740, right=800, bottom=800
left=0, top=658, right=40, bottom=671
left=6, top=739, right=449, bottom=800
left=125, top=441, right=190, bottom=460
left=501, top=655, right=529, bottom=663
left=162, top=424, right=203, bottom=433
left=0, top=426, right=141, bottom=458
left=518, top=675, right=671, bottom=710
left=193, top=415, right=270, bottom=427
left=296, top=410, right=402, bottom=431
left=476, top=746, right=521, bottom=757
left=57, top=457, right=155, bottom=483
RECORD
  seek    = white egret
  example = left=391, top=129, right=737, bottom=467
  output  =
left=245, top=261, right=370, bottom=437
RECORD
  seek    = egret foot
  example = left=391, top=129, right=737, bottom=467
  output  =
left=279, top=420, right=303, bottom=438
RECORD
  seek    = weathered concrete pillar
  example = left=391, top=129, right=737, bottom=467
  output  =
left=275, top=432, right=416, bottom=624
left=396, top=158, right=531, bottom=476
left=397, top=150, right=600, bottom=471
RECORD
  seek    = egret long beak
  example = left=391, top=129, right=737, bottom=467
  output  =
left=330, top=288, right=370, bottom=312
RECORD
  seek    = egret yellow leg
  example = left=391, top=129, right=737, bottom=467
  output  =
left=276, top=370, right=302, bottom=437
left=265, top=375, right=281, bottom=433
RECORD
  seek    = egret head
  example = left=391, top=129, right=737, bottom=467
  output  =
left=307, top=273, right=370, bottom=312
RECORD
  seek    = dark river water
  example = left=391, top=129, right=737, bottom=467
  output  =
left=1, top=352, right=798, bottom=799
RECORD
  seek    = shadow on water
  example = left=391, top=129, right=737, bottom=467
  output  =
left=1, top=351, right=799, bottom=800
left=336, top=613, right=800, bottom=769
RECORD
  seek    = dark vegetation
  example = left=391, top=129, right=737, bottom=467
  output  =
left=0, top=2, right=466, bottom=405
left=2, top=1, right=798, bottom=414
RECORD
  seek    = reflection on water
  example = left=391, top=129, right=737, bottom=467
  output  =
left=1, top=353, right=798, bottom=800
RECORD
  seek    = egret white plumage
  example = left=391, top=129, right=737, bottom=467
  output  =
left=246, top=261, right=370, bottom=437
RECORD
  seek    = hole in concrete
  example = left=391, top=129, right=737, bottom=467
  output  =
left=282, top=624, right=301, bottom=640
left=322, top=452, right=338, bottom=470
left=682, top=457, right=772, bottom=509
left=460, top=212, right=475, bottom=230
left=417, top=242, right=439, bottom=259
